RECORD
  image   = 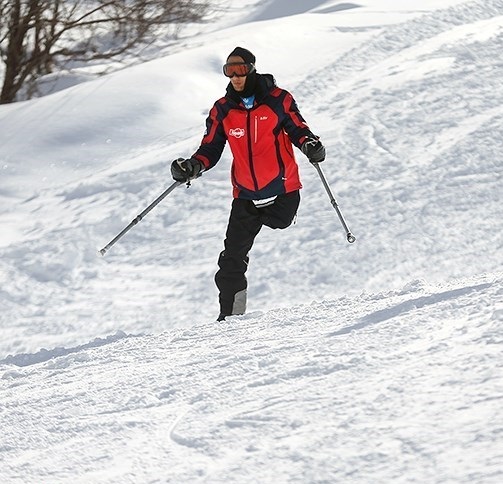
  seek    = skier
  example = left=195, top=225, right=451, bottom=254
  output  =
left=171, top=47, right=325, bottom=321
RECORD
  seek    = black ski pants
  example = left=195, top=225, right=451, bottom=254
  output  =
left=215, top=190, right=300, bottom=317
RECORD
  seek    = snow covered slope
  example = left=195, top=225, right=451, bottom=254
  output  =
left=0, top=0, right=502, bottom=480
left=1, top=0, right=501, bottom=358
left=1, top=273, right=501, bottom=483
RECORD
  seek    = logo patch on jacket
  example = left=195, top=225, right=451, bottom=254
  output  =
left=229, top=128, right=245, bottom=139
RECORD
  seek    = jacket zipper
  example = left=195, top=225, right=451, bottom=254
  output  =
left=246, top=111, right=259, bottom=192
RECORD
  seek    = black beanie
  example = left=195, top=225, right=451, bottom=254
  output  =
left=227, top=47, right=256, bottom=65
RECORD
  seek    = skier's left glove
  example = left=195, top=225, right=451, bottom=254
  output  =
left=301, top=137, right=326, bottom=163
left=171, top=157, right=203, bottom=182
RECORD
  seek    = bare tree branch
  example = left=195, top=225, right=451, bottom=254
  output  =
left=0, top=0, right=209, bottom=103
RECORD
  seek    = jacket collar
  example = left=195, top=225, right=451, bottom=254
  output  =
left=226, top=73, right=276, bottom=106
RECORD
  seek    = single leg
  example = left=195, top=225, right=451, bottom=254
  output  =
left=215, top=199, right=262, bottom=318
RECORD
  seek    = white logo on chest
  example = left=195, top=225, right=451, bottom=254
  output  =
left=229, top=128, right=245, bottom=138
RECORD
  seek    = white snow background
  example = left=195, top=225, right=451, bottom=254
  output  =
left=1, top=0, right=502, bottom=482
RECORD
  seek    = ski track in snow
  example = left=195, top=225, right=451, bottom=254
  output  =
left=1, top=274, right=502, bottom=483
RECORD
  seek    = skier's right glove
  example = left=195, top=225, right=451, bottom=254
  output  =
left=171, top=157, right=203, bottom=182
left=301, top=137, right=326, bottom=164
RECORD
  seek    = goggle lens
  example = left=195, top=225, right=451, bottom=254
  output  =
left=223, top=63, right=255, bottom=77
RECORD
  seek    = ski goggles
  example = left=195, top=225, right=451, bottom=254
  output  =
left=223, top=62, right=255, bottom=78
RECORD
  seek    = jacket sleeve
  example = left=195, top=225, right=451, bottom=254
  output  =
left=279, top=91, right=318, bottom=148
left=192, top=101, right=227, bottom=170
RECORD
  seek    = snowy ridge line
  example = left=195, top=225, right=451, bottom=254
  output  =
left=246, top=0, right=360, bottom=22
left=2, top=273, right=498, bottom=370
left=0, top=330, right=137, bottom=368
left=296, top=0, right=503, bottom=97
left=330, top=281, right=493, bottom=336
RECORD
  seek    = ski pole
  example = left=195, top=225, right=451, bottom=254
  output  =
left=99, top=180, right=183, bottom=256
left=312, top=162, right=356, bottom=244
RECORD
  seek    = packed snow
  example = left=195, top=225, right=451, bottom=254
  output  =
left=0, top=0, right=502, bottom=482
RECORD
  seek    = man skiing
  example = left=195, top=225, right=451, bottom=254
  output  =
left=171, top=47, right=325, bottom=321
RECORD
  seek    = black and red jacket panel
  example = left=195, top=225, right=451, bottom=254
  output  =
left=192, top=74, right=317, bottom=200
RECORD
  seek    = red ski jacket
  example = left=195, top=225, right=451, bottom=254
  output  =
left=192, top=74, right=317, bottom=200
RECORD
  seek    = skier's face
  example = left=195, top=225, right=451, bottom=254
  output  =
left=227, top=56, right=247, bottom=92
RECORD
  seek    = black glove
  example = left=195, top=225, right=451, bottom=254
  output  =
left=171, top=157, right=203, bottom=182
left=301, top=137, right=326, bottom=163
